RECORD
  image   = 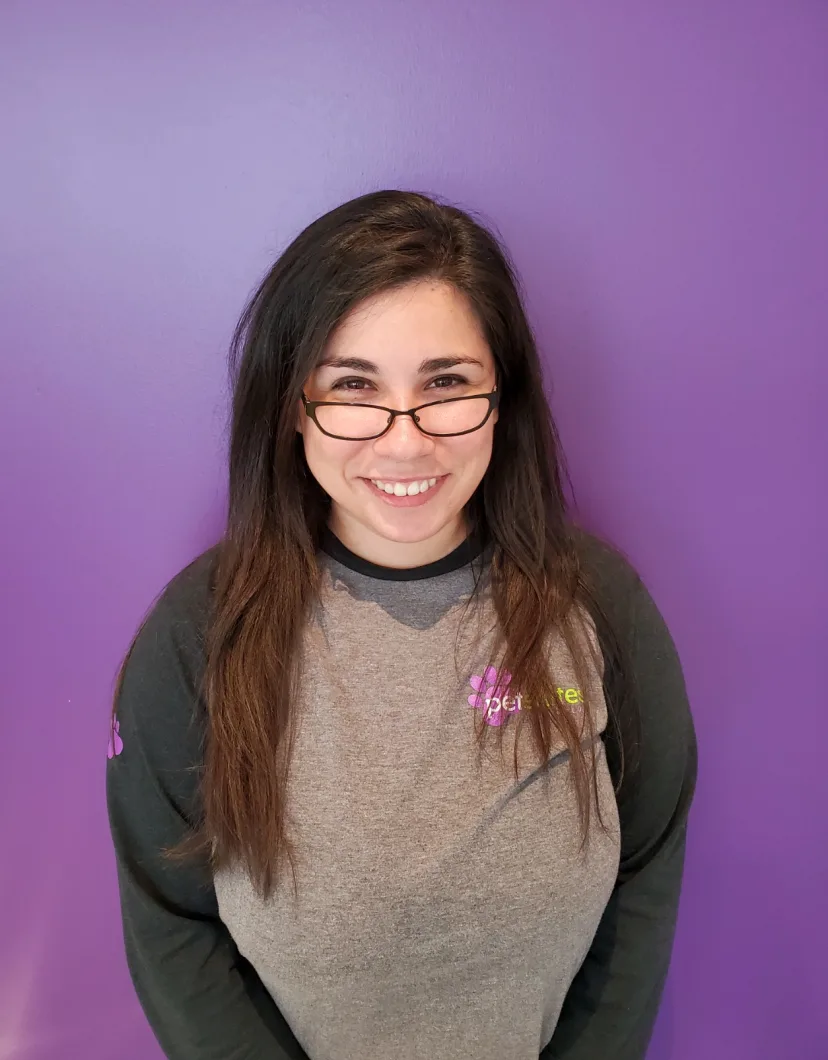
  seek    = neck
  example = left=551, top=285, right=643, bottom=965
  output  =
left=326, top=511, right=471, bottom=571
left=320, top=523, right=490, bottom=580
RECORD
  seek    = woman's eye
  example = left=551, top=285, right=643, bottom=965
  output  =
left=331, top=375, right=467, bottom=392
left=430, top=375, right=467, bottom=389
left=331, top=378, right=369, bottom=391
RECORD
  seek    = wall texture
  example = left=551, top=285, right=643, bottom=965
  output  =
left=1, top=2, right=826, bottom=1058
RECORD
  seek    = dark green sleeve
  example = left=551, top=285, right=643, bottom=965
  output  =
left=105, top=557, right=309, bottom=1060
left=541, top=542, right=698, bottom=1059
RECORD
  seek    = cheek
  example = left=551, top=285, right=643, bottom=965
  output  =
left=455, top=427, right=495, bottom=467
left=303, top=432, right=363, bottom=482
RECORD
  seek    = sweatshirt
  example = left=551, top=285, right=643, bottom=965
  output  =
left=106, top=524, right=697, bottom=1060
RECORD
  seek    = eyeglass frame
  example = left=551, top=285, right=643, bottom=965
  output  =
left=300, top=385, right=500, bottom=441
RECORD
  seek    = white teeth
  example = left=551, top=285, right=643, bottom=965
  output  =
left=371, top=477, right=438, bottom=496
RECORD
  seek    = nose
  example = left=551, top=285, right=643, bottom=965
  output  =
left=372, top=411, right=435, bottom=457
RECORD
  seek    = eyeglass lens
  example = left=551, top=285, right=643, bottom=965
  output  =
left=315, top=396, right=491, bottom=439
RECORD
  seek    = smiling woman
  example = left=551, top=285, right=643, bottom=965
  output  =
left=297, top=280, right=500, bottom=564
left=106, top=189, right=697, bottom=1060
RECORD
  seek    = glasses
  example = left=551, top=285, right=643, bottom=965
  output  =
left=301, top=388, right=500, bottom=441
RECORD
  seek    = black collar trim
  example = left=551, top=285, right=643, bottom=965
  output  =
left=320, top=526, right=490, bottom=581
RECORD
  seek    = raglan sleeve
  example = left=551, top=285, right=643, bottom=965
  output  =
left=540, top=555, right=698, bottom=1060
left=105, top=565, right=310, bottom=1060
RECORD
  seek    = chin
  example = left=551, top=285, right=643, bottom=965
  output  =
left=375, top=525, right=441, bottom=544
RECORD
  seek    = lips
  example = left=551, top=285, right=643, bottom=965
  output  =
left=361, top=474, right=449, bottom=507
left=364, top=476, right=444, bottom=483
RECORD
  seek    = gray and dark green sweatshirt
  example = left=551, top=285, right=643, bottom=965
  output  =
left=106, top=525, right=697, bottom=1060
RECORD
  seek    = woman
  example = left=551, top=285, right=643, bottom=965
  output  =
left=106, top=189, right=697, bottom=1060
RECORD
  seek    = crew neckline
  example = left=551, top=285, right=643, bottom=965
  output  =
left=319, top=525, right=492, bottom=581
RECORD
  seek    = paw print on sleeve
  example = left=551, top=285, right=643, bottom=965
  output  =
left=107, top=715, right=124, bottom=759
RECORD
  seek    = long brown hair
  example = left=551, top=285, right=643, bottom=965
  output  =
left=113, top=189, right=638, bottom=899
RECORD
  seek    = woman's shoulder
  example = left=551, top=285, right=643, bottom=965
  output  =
left=135, top=544, right=220, bottom=646
left=567, top=521, right=697, bottom=830
left=116, top=544, right=221, bottom=721
left=108, top=548, right=223, bottom=831
left=568, top=522, right=644, bottom=621
left=568, top=522, right=685, bottom=663
left=567, top=520, right=684, bottom=674
left=155, top=543, right=220, bottom=617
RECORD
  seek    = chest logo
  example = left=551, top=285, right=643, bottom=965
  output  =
left=468, top=666, right=519, bottom=727
left=468, top=666, right=584, bottom=726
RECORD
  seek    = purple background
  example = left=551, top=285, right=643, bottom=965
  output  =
left=2, top=2, right=826, bottom=1058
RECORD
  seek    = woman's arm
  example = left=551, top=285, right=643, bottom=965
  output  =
left=106, top=557, right=309, bottom=1060
left=542, top=541, right=698, bottom=1059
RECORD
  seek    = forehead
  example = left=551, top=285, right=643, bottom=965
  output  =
left=322, top=281, right=491, bottom=367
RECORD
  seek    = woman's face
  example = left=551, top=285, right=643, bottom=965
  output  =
left=297, top=280, right=499, bottom=568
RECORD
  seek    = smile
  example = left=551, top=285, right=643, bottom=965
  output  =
left=369, top=477, right=439, bottom=496
left=361, top=475, right=449, bottom=507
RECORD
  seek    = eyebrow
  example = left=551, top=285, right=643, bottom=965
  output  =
left=314, top=355, right=486, bottom=374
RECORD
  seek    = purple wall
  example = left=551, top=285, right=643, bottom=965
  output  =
left=2, top=2, right=826, bottom=1057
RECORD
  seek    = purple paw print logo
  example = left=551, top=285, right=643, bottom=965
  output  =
left=468, top=666, right=521, bottom=727
left=107, top=715, right=124, bottom=759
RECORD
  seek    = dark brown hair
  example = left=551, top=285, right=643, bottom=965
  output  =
left=112, top=189, right=637, bottom=899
